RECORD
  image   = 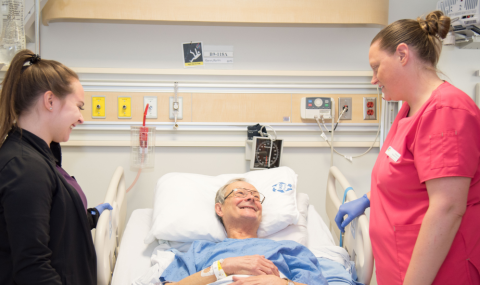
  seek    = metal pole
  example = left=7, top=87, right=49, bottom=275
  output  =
left=35, top=0, right=40, bottom=55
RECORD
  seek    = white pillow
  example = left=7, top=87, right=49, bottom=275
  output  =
left=264, top=192, right=309, bottom=245
left=144, top=167, right=299, bottom=244
left=158, top=192, right=310, bottom=252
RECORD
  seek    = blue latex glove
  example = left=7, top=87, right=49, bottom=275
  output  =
left=335, top=194, right=370, bottom=233
left=92, top=203, right=113, bottom=215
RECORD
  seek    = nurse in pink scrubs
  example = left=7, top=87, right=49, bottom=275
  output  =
left=335, top=10, right=480, bottom=285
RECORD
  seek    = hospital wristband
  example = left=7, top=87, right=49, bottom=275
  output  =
left=212, top=259, right=227, bottom=280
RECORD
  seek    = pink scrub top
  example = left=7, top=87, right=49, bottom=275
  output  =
left=370, top=82, right=480, bottom=284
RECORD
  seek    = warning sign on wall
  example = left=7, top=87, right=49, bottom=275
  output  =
left=182, top=42, right=204, bottom=67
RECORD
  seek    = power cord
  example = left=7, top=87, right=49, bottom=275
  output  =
left=316, top=86, right=382, bottom=162
left=323, top=107, right=347, bottom=132
left=333, top=107, right=347, bottom=131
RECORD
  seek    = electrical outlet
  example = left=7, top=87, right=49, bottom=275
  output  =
left=169, top=97, right=183, bottom=119
left=363, top=97, right=377, bottom=120
left=118, top=96, right=132, bottom=119
left=143, top=96, right=158, bottom=119
left=92, top=96, right=106, bottom=119
left=338, top=97, right=352, bottom=120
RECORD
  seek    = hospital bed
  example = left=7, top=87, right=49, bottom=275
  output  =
left=94, top=166, right=374, bottom=285
left=94, top=166, right=127, bottom=285
left=326, top=166, right=374, bottom=283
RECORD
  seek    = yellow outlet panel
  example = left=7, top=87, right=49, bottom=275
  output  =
left=92, top=96, right=106, bottom=118
left=118, top=96, right=132, bottom=118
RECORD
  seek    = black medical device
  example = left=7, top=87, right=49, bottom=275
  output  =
left=252, top=137, right=283, bottom=169
left=247, top=124, right=283, bottom=170
left=247, top=124, right=264, bottom=140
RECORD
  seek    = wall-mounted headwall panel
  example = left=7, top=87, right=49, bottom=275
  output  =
left=82, top=92, right=380, bottom=124
left=82, top=92, right=192, bottom=122
left=292, top=94, right=380, bottom=123
left=43, top=0, right=388, bottom=26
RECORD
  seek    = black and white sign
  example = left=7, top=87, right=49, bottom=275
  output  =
left=204, top=51, right=234, bottom=58
left=182, top=42, right=204, bottom=67
left=203, top=49, right=234, bottom=64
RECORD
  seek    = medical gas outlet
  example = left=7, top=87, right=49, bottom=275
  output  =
left=118, top=96, right=132, bottom=119
left=169, top=97, right=183, bottom=119
left=338, top=97, right=352, bottom=120
left=300, top=97, right=332, bottom=119
left=92, top=96, right=106, bottom=119
left=363, top=97, right=377, bottom=120
left=143, top=96, right=158, bottom=119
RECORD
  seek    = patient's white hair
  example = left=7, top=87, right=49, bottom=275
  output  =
left=214, top=178, right=245, bottom=225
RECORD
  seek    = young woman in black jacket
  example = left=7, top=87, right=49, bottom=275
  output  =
left=0, top=50, right=111, bottom=285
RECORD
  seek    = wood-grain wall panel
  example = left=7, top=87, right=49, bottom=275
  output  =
left=191, top=93, right=291, bottom=123
left=43, top=0, right=388, bottom=26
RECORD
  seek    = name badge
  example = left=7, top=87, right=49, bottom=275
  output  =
left=386, top=146, right=401, bottom=162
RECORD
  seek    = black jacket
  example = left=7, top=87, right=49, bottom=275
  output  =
left=0, top=128, right=97, bottom=285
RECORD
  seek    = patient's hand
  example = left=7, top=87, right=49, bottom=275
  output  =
left=222, top=255, right=280, bottom=277
left=231, top=275, right=288, bottom=284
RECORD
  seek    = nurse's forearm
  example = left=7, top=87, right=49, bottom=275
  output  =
left=402, top=207, right=463, bottom=285
left=404, top=176, right=469, bottom=285
left=366, top=191, right=371, bottom=200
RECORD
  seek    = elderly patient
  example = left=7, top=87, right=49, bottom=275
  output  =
left=161, top=178, right=328, bottom=285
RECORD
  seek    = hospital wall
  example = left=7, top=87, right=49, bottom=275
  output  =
left=22, top=0, right=480, bottom=228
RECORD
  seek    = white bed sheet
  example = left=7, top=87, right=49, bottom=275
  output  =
left=112, top=206, right=339, bottom=285
left=111, top=209, right=157, bottom=285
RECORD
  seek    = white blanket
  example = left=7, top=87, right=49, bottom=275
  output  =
left=131, top=244, right=175, bottom=285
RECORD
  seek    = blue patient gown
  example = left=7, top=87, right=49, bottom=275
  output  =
left=160, top=238, right=328, bottom=285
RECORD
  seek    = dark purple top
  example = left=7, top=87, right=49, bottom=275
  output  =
left=55, top=165, right=88, bottom=212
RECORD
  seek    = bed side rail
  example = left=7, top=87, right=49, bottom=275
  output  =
left=95, top=166, right=126, bottom=285
left=326, top=166, right=373, bottom=285
left=103, top=166, right=127, bottom=245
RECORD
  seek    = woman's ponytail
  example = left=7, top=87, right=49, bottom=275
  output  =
left=0, top=50, right=35, bottom=145
left=0, top=50, right=78, bottom=147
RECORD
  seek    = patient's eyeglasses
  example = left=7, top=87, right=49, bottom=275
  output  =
left=224, top=188, right=265, bottom=204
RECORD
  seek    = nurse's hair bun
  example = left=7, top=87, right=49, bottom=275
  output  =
left=372, top=10, right=451, bottom=69
left=417, top=10, right=451, bottom=39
